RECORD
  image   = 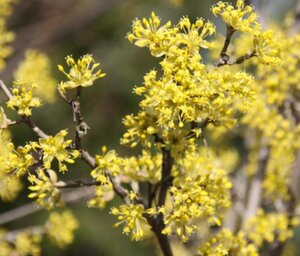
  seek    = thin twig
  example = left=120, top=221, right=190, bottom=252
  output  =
left=21, top=116, right=49, bottom=138
left=0, top=187, right=95, bottom=225
left=1, top=226, right=45, bottom=243
left=215, top=25, right=236, bottom=67
left=243, top=143, right=270, bottom=224
left=56, top=179, right=101, bottom=188
left=0, top=79, right=49, bottom=139
left=0, top=80, right=12, bottom=99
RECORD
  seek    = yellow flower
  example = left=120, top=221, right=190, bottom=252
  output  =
left=7, top=81, right=41, bottom=116
left=38, top=130, right=79, bottom=172
left=212, top=0, right=259, bottom=32
left=46, top=210, right=78, bottom=248
left=91, top=147, right=121, bottom=182
left=87, top=183, right=114, bottom=209
left=15, top=231, right=41, bottom=256
left=0, top=175, right=23, bottom=202
left=28, top=169, right=62, bottom=209
left=253, top=30, right=281, bottom=65
left=0, top=141, right=35, bottom=177
left=14, top=49, right=57, bottom=103
left=122, top=150, right=162, bottom=184
left=245, top=209, right=298, bottom=247
left=127, top=12, right=175, bottom=57
left=111, top=202, right=148, bottom=241
left=198, top=229, right=258, bottom=256
left=0, top=0, right=15, bottom=70
left=58, top=54, right=105, bottom=93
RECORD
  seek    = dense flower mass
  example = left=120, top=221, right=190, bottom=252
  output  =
left=160, top=149, right=232, bottom=241
left=198, top=229, right=258, bottom=256
left=244, top=209, right=299, bottom=247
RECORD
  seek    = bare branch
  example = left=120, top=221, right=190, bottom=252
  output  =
left=243, top=143, right=270, bottom=224
left=215, top=25, right=236, bottom=67
left=56, top=179, right=101, bottom=188
left=0, top=79, right=49, bottom=139
left=21, top=116, right=49, bottom=139
left=1, top=226, right=45, bottom=243
left=0, top=187, right=95, bottom=225
left=0, top=80, right=12, bottom=99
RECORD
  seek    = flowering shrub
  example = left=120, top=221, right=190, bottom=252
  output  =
left=0, top=0, right=300, bottom=255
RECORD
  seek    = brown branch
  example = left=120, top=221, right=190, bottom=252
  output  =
left=0, top=79, right=49, bottom=139
left=0, top=187, right=95, bottom=225
left=0, top=80, right=12, bottom=99
left=80, top=149, right=129, bottom=203
left=216, top=51, right=256, bottom=67
left=215, top=25, right=236, bottom=67
left=158, top=149, right=174, bottom=207
left=149, top=146, right=174, bottom=256
left=56, top=179, right=101, bottom=188
left=235, top=51, right=256, bottom=64
left=146, top=214, right=173, bottom=256
left=1, top=226, right=45, bottom=243
left=20, top=116, right=49, bottom=138
left=58, top=89, right=130, bottom=204
left=243, top=143, right=270, bottom=224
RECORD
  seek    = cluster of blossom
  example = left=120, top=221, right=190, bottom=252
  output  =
left=0, top=211, right=77, bottom=255
left=238, top=19, right=300, bottom=201
left=0, top=0, right=15, bottom=70
left=14, top=49, right=58, bottom=103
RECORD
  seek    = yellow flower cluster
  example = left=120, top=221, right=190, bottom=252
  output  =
left=125, top=11, right=257, bottom=153
left=91, top=147, right=121, bottom=183
left=7, top=81, right=41, bottom=116
left=111, top=193, right=148, bottom=241
left=253, top=30, right=281, bottom=65
left=242, top=27, right=300, bottom=200
left=87, top=183, right=114, bottom=209
left=0, top=141, right=35, bottom=177
left=14, top=49, right=57, bottom=103
left=160, top=149, right=232, bottom=241
left=212, top=0, right=281, bottom=66
left=121, top=111, right=157, bottom=148
left=37, top=130, right=79, bottom=173
left=0, top=229, right=13, bottom=256
left=121, top=150, right=162, bottom=184
left=0, top=229, right=42, bottom=256
left=198, top=229, right=258, bottom=256
left=15, top=231, right=42, bottom=256
left=0, top=133, right=23, bottom=201
left=212, top=0, right=259, bottom=32
left=46, top=210, right=78, bottom=248
left=0, top=0, right=16, bottom=70
left=28, top=169, right=62, bottom=209
left=0, top=107, right=13, bottom=130
left=245, top=209, right=299, bottom=247
left=58, top=54, right=106, bottom=94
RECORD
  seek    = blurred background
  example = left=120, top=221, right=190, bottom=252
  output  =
left=0, top=0, right=299, bottom=255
